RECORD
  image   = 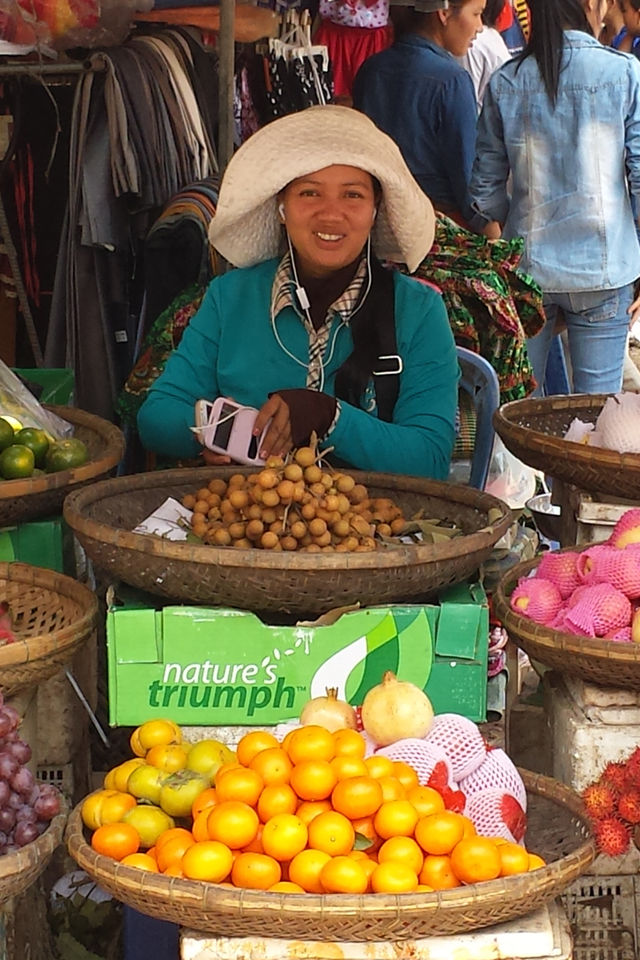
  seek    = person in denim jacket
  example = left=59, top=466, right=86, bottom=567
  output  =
left=470, top=0, right=640, bottom=395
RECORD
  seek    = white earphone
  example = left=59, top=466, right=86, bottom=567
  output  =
left=278, top=202, right=286, bottom=221
left=372, top=207, right=378, bottom=222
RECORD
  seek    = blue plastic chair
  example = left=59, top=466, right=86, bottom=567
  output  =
left=456, top=346, right=500, bottom=490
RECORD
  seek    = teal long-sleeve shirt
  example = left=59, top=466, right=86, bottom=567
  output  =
left=137, top=259, right=459, bottom=479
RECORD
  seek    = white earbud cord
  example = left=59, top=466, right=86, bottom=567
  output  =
left=269, top=232, right=373, bottom=392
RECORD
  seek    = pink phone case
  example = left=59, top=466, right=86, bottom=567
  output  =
left=194, top=398, right=268, bottom=466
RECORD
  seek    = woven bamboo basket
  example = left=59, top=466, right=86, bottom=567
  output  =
left=494, top=394, right=640, bottom=499
left=0, top=405, right=125, bottom=526
left=0, top=800, right=67, bottom=903
left=66, top=770, right=594, bottom=940
left=0, top=563, right=98, bottom=697
left=63, top=467, right=512, bottom=616
left=493, top=549, right=640, bottom=688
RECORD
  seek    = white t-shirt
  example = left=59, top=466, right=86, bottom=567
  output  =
left=458, top=27, right=511, bottom=112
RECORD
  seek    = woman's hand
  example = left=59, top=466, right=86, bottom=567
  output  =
left=201, top=449, right=232, bottom=465
left=253, top=394, right=293, bottom=460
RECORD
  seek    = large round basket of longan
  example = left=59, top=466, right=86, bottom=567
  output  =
left=63, top=458, right=511, bottom=616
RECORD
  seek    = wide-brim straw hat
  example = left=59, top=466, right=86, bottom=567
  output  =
left=208, top=105, right=435, bottom=273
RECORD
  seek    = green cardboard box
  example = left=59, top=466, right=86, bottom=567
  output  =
left=107, top=583, right=488, bottom=727
left=0, top=517, right=69, bottom=573
left=12, top=368, right=74, bottom=406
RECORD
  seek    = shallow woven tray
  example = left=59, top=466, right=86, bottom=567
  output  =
left=0, top=405, right=125, bottom=526
left=0, top=800, right=67, bottom=903
left=63, top=467, right=511, bottom=616
left=66, top=770, right=593, bottom=940
left=493, top=549, right=640, bottom=689
left=494, top=394, right=640, bottom=499
left=0, top=563, right=98, bottom=697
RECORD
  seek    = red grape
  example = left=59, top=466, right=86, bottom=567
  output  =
left=34, top=790, right=60, bottom=821
left=14, top=821, right=38, bottom=847
left=10, top=767, right=34, bottom=797
left=0, top=754, right=18, bottom=780
left=8, top=741, right=31, bottom=765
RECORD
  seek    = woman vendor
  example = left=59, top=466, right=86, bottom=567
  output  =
left=137, top=106, right=459, bottom=479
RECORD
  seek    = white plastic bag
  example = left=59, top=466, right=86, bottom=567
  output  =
left=484, top=436, right=539, bottom=509
left=0, top=362, right=72, bottom=438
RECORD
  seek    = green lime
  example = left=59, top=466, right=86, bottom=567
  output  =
left=14, top=428, right=49, bottom=467
left=0, top=444, right=35, bottom=479
left=45, top=437, right=89, bottom=473
left=0, top=420, right=14, bottom=452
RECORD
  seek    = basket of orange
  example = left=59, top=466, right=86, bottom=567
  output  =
left=66, top=703, right=594, bottom=940
left=0, top=405, right=124, bottom=526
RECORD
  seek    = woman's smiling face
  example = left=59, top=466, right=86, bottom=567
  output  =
left=279, top=165, right=377, bottom=278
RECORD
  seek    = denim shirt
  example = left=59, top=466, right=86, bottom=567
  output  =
left=470, top=31, right=640, bottom=291
left=353, top=35, right=484, bottom=229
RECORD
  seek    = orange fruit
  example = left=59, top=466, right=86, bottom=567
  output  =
left=91, top=822, right=140, bottom=861
left=333, top=729, right=366, bottom=758
left=331, top=776, right=383, bottom=820
left=215, top=767, right=263, bottom=806
left=378, top=776, right=406, bottom=802
left=207, top=801, right=259, bottom=849
left=419, top=855, right=461, bottom=890
left=242, top=823, right=265, bottom=854
left=121, top=853, right=159, bottom=872
left=155, top=827, right=194, bottom=852
left=320, top=855, right=368, bottom=894
left=236, top=731, right=280, bottom=767
left=182, top=841, right=233, bottom=882
left=360, top=857, right=378, bottom=890
left=268, top=881, right=305, bottom=893
left=391, top=761, right=419, bottom=791
left=261, top=814, right=308, bottom=861
left=231, top=852, right=282, bottom=890
left=461, top=816, right=476, bottom=839
left=416, top=883, right=435, bottom=893
left=192, top=809, right=212, bottom=843
left=286, top=726, right=335, bottom=764
left=415, top=812, right=466, bottom=856
left=290, top=760, right=337, bottom=801
left=449, top=837, right=502, bottom=884
left=528, top=852, right=546, bottom=871
left=145, top=743, right=188, bottom=773
left=215, top=760, right=241, bottom=781
left=257, top=783, right=298, bottom=822
left=296, top=800, right=332, bottom=825
left=288, top=849, right=332, bottom=892
left=377, top=836, right=424, bottom=875
left=364, top=755, right=394, bottom=779
left=371, top=861, right=418, bottom=894
left=249, top=748, right=293, bottom=786
left=330, top=756, right=369, bottom=781
left=351, top=815, right=381, bottom=853
left=374, top=800, right=419, bottom=839
left=307, top=811, right=355, bottom=856
left=156, top=833, right=195, bottom=872
left=497, top=842, right=530, bottom=877
left=163, top=861, right=185, bottom=878
left=192, top=787, right=218, bottom=820
left=406, top=785, right=446, bottom=818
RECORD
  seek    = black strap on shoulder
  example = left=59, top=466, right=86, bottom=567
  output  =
left=371, top=262, right=399, bottom=423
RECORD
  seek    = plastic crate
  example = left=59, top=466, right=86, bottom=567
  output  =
left=562, top=875, right=639, bottom=960
left=37, top=763, right=74, bottom=802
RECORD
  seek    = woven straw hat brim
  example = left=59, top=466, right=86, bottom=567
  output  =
left=208, top=106, right=435, bottom=273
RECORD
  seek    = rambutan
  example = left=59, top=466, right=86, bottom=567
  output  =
left=618, top=789, right=640, bottom=825
left=593, top=816, right=631, bottom=857
left=582, top=782, right=616, bottom=820
left=602, top=762, right=628, bottom=794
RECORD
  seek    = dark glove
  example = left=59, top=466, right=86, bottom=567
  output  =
left=270, top=389, right=337, bottom=447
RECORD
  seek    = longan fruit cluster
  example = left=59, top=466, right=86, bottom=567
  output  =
left=181, top=446, right=406, bottom=553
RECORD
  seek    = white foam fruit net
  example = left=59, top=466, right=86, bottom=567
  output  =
left=464, top=788, right=526, bottom=845
left=459, top=749, right=527, bottom=811
left=423, top=714, right=488, bottom=781
left=376, top=739, right=456, bottom=789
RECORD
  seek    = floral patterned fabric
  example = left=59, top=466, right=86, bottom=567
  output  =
left=412, top=214, right=545, bottom=403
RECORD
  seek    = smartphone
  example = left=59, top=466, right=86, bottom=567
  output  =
left=193, top=397, right=268, bottom=466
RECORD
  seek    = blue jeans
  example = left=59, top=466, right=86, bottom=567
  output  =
left=526, top=285, right=633, bottom=396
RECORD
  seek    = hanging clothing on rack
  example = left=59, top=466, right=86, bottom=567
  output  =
left=45, top=27, right=219, bottom=420
left=263, top=14, right=333, bottom=118
left=314, top=0, right=391, bottom=99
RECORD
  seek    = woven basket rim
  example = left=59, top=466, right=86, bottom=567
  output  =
left=0, top=800, right=67, bottom=901
left=0, top=405, right=124, bottom=501
left=493, top=546, right=640, bottom=665
left=494, top=394, right=640, bottom=472
left=0, top=562, right=98, bottom=669
left=65, top=770, right=594, bottom=932
left=63, top=467, right=513, bottom=572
